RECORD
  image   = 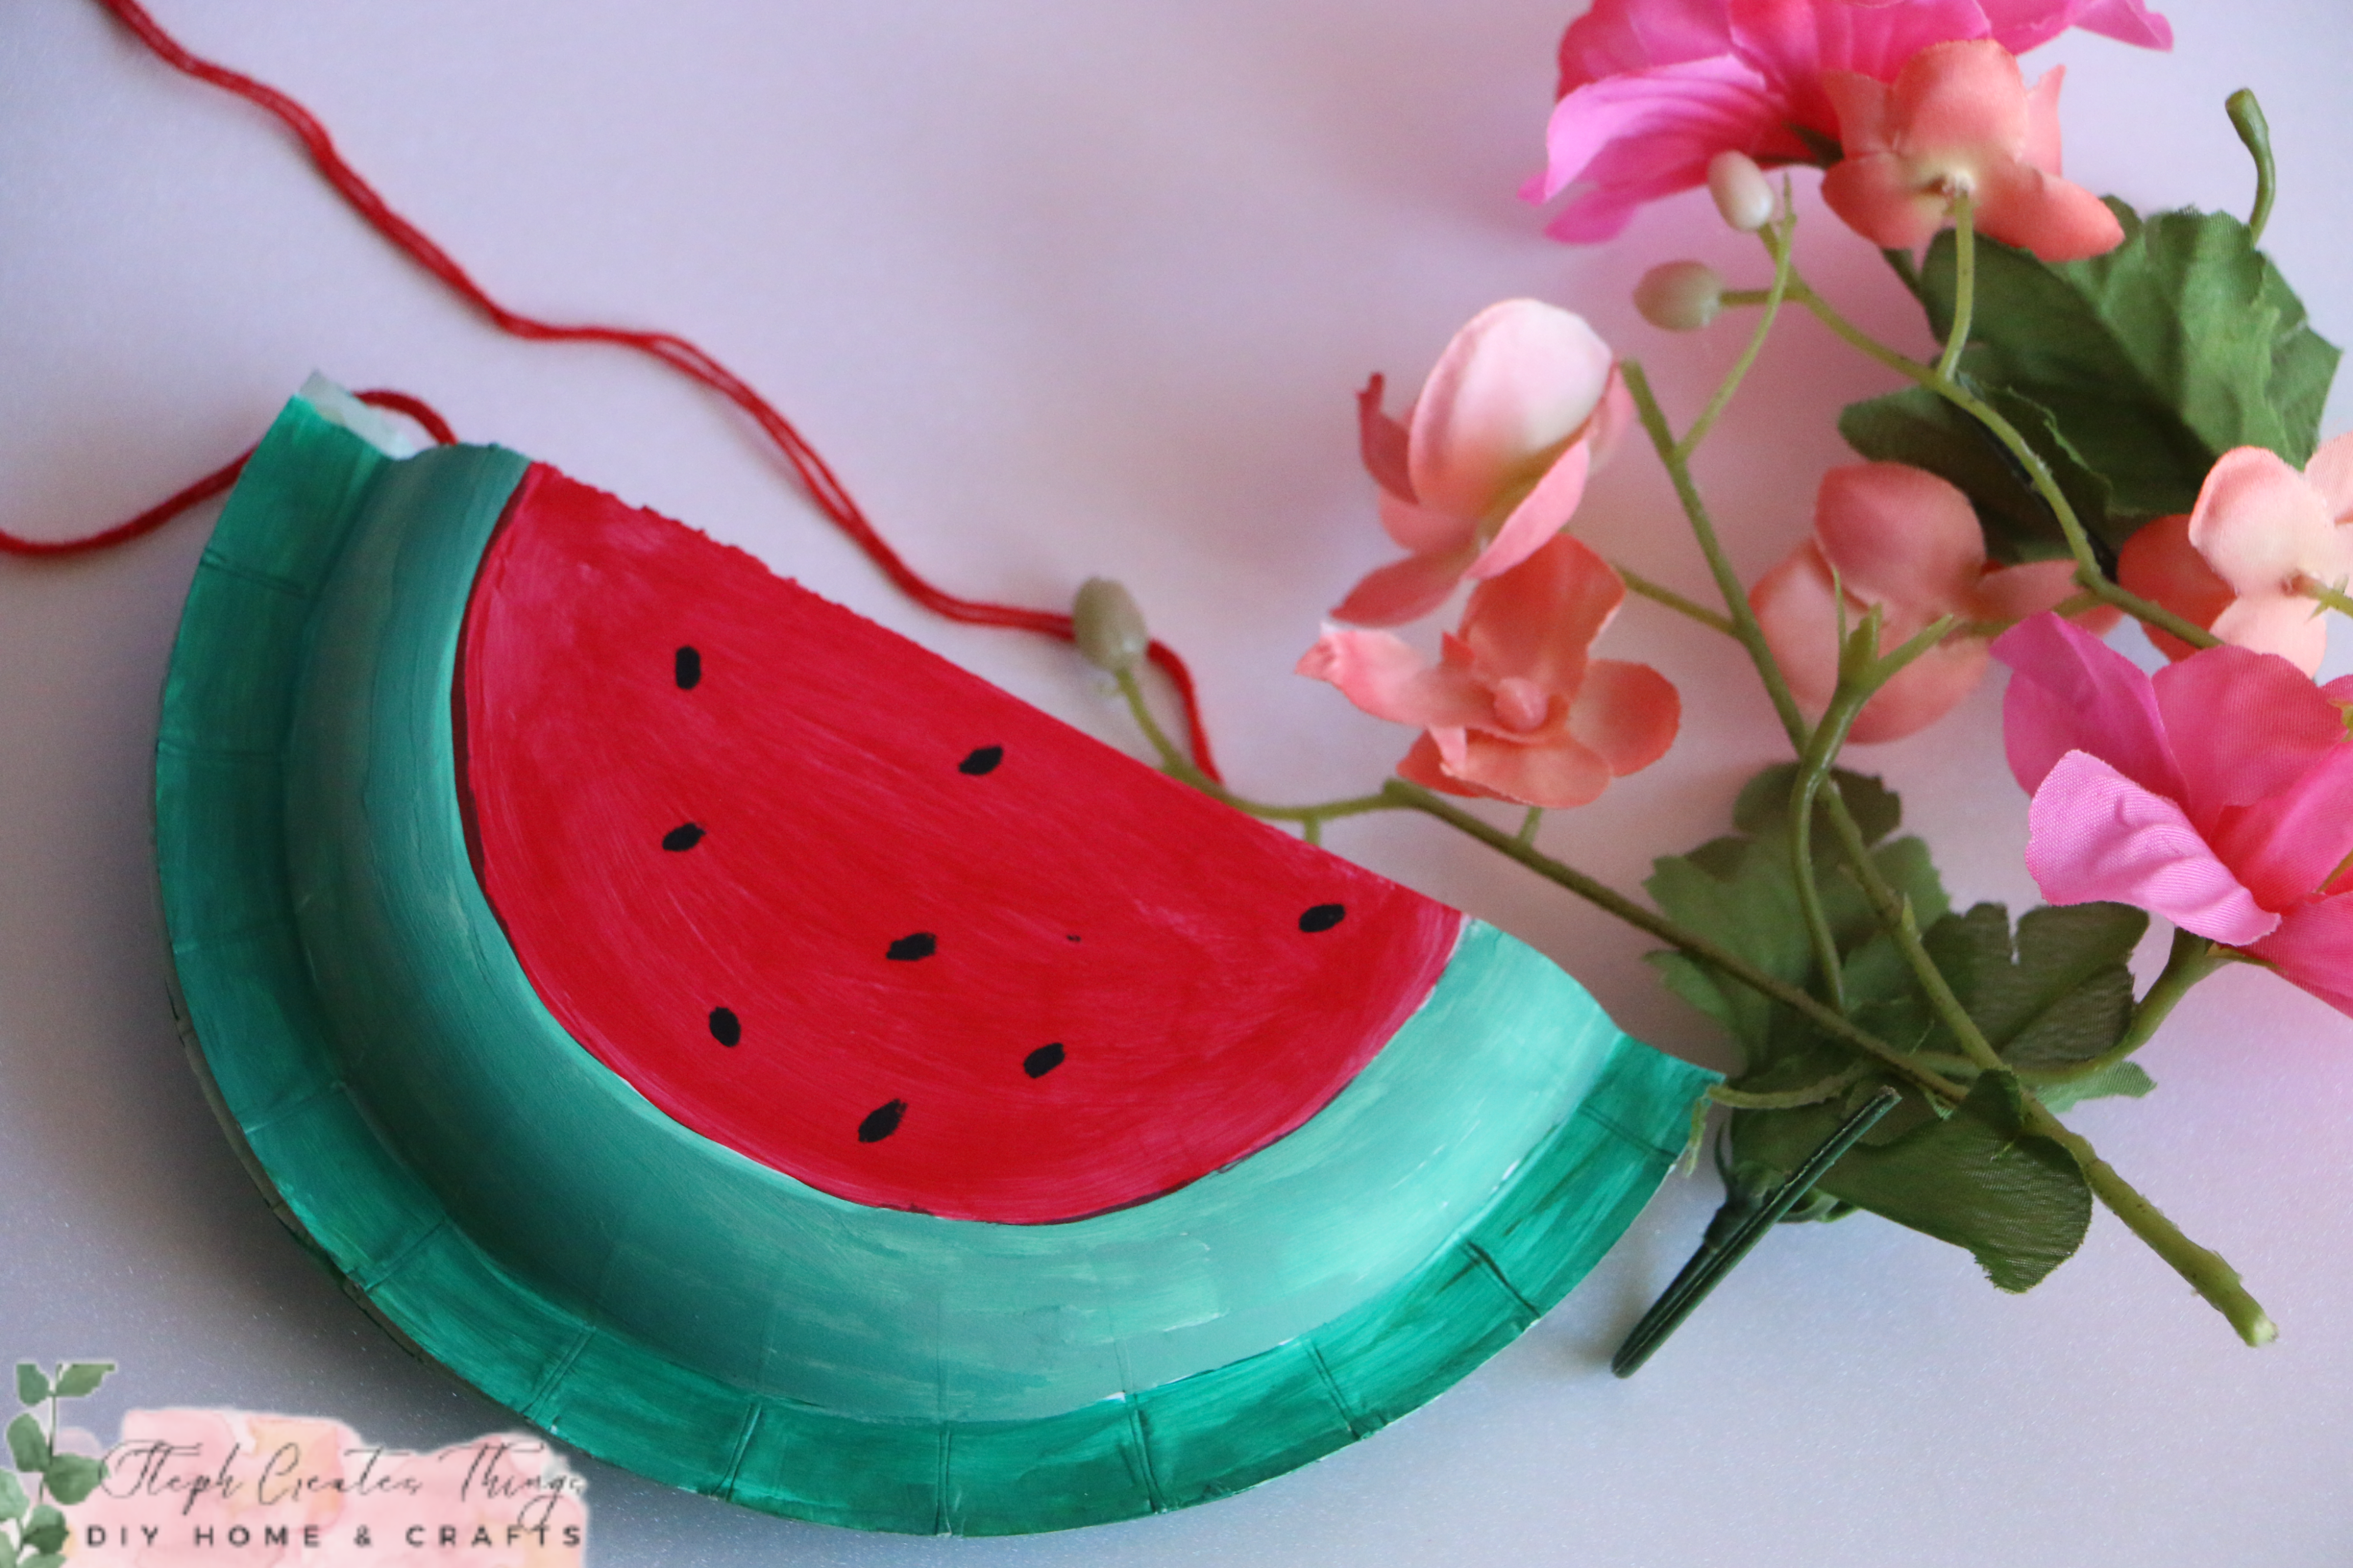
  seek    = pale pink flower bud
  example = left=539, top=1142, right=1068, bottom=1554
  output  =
left=1634, top=262, right=1724, bottom=332
left=1707, top=151, right=1775, bottom=232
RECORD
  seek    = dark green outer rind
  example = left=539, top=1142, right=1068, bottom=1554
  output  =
left=154, top=397, right=1717, bottom=1535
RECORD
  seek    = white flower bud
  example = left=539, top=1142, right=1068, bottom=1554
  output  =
left=1073, top=577, right=1149, bottom=673
left=1707, top=151, right=1776, bottom=232
left=1634, top=261, right=1725, bottom=332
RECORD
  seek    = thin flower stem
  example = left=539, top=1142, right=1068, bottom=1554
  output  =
left=1622, top=362, right=1812, bottom=751
left=1517, top=805, right=1545, bottom=845
left=1935, top=194, right=1977, bottom=382
left=2302, top=575, right=2353, bottom=618
left=1617, top=563, right=1738, bottom=635
left=2035, top=928, right=2229, bottom=1085
left=1707, top=1060, right=1872, bottom=1109
left=1676, top=214, right=1798, bottom=461
left=2041, top=1119, right=2277, bottom=1346
left=1381, top=779, right=1972, bottom=1107
left=1114, top=668, right=1395, bottom=829
left=1812, top=776, right=2274, bottom=1345
left=1780, top=271, right=2222, bottom=653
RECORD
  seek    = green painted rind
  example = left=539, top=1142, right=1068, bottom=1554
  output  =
left=155, top=393, right=1720, bottom=1534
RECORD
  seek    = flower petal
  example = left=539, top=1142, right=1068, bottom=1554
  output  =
left=1821, top=151, right=1955, bottom=251
left=2301, top=431, right=2353, bottom=522
left=1974, top=155, right=2125, bottom=262
left=1296, top=628, right=1492, bottom=727
left=2151, top=642, right=2350, bottom=819
left=2060, top=0, right=2175, bottom=51
left=1814, top=462, right=1984, bottom=615
left=1378, top=491, right=1473, bottom=556
left=1408, top=301, right=1614, bottom=522
left=1751, top=540, right=1845, bottom=717
left=2025, top=751, right=2279, bottom=945
left=1890, top=41, right=2030, bottom=159
left=1460, top=532, right=1622, bottom=691
left=2117, top=513, right=2233, bottom=662
left=1331, top=547, right=1475, bottom=627
left=1973, top=558, right=2101, bottom=624
left=1568, top=658, right=1680, bottom=775
left=1848, top=638, right=1991, bottom=743
left=1531, top=55, right=1791, bottom=206
left=1462, top=435, right=1593, bottom=583
left=2187, top=445, right=2342, bottom=596
left=1992, top=612, right=2184, bottom=798
left=2209, top=592, right=2330, bottom=677
left=2205, top=745, right=2353, bottom=913
left=1445, top=728, right=1615, bottom=809
left=1355, top=374, right=1415, bottom=502
left=2245, top=894, right=2353, bottom=1019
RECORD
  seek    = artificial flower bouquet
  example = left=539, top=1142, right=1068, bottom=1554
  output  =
left=1084, top=0, right=2347, bottom=1355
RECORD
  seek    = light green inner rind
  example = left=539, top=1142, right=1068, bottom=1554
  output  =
left=156, top=395, right=1718, bottom=1534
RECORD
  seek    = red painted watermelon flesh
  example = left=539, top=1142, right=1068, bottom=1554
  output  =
left=458, top=466, right=1459, bottom=1224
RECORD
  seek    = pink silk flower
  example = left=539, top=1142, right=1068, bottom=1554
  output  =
left=1820, top=40, right=2122, bottom=261
left=1528, top=0, right=2170, bottom=242
left=2119, top=436, right=2353, bottom=673
left=1300, top=533, right=1679, bottom=809
left=1335, top=299, right=1631, bottom=628
left=1995, top=612, right=2353, bottom=1019
left=1750, top=461, right=2112, bottom=742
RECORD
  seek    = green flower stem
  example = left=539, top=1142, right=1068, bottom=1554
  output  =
left=1779, top=271, right=2222, bottom=653
left=1936, top=194, right=1977, bottom=382
left=1516, top=806, right=1545, bottom=845
left=1707, top=1060, right=1871, bottom=1110
left=2037, top=928, right=2230, bottom=1085
left=1812, top=786, right=2273, bottom=1345
left=1616, top=563, right=1737, bottom=635
left=2228, top=88, right=2277, bottom=246
left=1380, top=779, right=1972, bottom=1107
left=1114, top=667, right=1396, bottom=832
left=2303, top=576, right=2353, bottom=618
left=1676, top=215, right=1798, bottom=461
left=1788, top=611, right=1959, bottom=1017
left=1622, top=361, right=1814, bottom=750
left=2041, top=1117, right=2277, bottom=1346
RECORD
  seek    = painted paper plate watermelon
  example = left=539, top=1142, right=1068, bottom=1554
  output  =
left=154, top=381, right=1715, bottom=1535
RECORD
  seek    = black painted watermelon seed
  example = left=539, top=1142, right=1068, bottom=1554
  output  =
left=959, top=745, right=1005, bottom=776
left=886, top=932, right=938, bottom=962
left=662, top=822, right=706, bottom=852
left=1024, top=1043, right=1066, bottom=1079
left=1066, top=934, right=1081, bottom=943
left=708, top=1007, right=741, bottom=1046
left=1299, top=903, right=1347, bottom=933
left=675, top=646, right=702, bottom=689
left=859, top=1099, right=907, bottom=1142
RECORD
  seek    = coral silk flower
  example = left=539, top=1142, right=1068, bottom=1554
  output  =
left=1301, top=534, right=1679, bottom=809
left=2181, top=437, right=2353, bottom=676
left=1334, top=301, right=1624, bottom=628
left=1531, top=0, right=2171, bottom=243
left=1994, top=613, right=2353, bottom=1018
left=1750, top=462, right=2108, bottom=742
left=1821, top=41, right=2122, bottom=261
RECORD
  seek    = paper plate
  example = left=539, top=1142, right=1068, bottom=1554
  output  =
left=153, top=382, right=1714, bottom=1535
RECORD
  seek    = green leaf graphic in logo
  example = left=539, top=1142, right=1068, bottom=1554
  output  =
left=11, top=1367, right=46, bottom=1409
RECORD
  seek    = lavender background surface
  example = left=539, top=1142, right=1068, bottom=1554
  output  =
left=2, top=2, right=2349, bottom=1563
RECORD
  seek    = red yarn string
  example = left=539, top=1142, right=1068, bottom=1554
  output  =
left=0, top=388, right=451, bottom=558
left=51, top=0, right=1222, bottom=779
